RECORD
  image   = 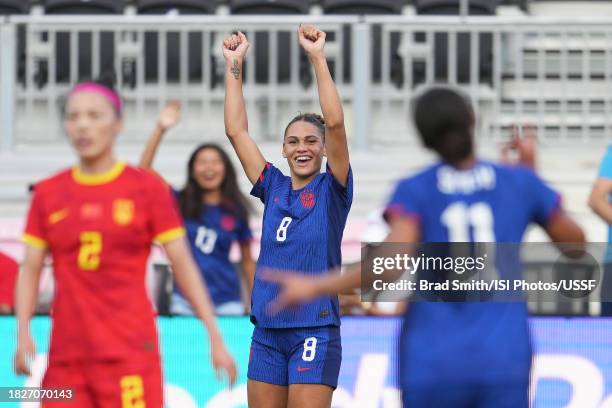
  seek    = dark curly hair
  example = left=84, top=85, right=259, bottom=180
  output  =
left=177, top=143, right=253, bottom=223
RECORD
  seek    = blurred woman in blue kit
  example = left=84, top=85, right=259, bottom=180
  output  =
left=140, top=101, right=256, bottom=315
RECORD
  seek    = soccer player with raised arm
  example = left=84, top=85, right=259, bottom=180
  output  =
left=223, top=26, right=352, bottom=408
left=14, top=76, right=236, bottom=407
left=139, top=101, right=256, bottom=316
left=267, top=87, right=585, bottom=407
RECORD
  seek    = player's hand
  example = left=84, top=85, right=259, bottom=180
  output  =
left=299, top=25, right=326, bottom=60
left=210, top=339, right=238, bottom=387
left=222, top=31, right=249, bottom=64
left=157, top=100, right=181, bottom=131
left=501, top=125, right=537, bottom=169
left=262, top=270, right=322, bottom=315
left=14, top=335, right=36, bottom=376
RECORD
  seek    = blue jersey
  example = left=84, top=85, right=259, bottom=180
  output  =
left=250, top=163, right=353, bottom=328
left=386, top=160, right=560, bottom=385
left=174, top=194, right=252, bottom=306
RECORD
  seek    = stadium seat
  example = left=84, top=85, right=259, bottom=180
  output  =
left=321, top=0, right=406, bottom=15
left=38, top=1, right=124, bottom=86
left=0, top=0, right=30, bottom=14
left=42, top=0, right=125, bottom=14
left=414, top=0, right=500, bottom=84
left=322, top=0, right=406, bottom=87
left=229, top=0, right=310, bottom=14
left=137, top=1, right=217, bottom=85
left=1, top=2, right=31, bottom=88
left=414, top=0, right=498, bottom=15
left=501, top=0, right=528, bottom=10
left=230, top=0, right=311, bottom=86
left=136, top=0, right=217, bottom=14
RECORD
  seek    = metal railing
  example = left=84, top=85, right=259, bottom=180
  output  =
left=366, top=15, right=612, bottom=145
left=2, top=14, right=612, bottom=152
left=3, top=15, right=361, bottom=150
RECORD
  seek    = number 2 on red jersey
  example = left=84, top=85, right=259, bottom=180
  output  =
left=78, top=231, right=102, bottom=270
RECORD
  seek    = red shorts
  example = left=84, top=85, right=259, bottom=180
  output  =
left=41, top=355, right=163, bottom=408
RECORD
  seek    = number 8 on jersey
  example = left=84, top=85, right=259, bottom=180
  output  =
left=276, top=217, right=292, bottom=242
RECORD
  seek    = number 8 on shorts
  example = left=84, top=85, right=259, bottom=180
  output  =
left=302, top=337, right=317, bottom=362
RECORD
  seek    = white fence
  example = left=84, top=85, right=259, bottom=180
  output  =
left=2, top=15, right=612, bottom=152
left=366, top=16, right=612, bottom=144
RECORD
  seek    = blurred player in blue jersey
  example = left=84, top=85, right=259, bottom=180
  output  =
left=139, top=101, right=256, bottom=315
left=223, top=26, right=352, bottom=407
left=588, top=146, right=612, bottom=316
left=267, top=87, right=585, bottom=407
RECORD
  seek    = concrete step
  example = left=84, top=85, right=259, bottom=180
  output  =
left=529, top=2, right=612, bottom=18
left=0, top=141, right=607, bottom=241
left=503, top=79, right=612, bottom=99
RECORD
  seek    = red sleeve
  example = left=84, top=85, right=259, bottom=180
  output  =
left=23, top=185, right=48, bottom=250
left=145, top=172, right=185, bottom=244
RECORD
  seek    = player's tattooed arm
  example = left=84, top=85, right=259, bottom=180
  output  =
left=139, top=101, right=181, bottom=169
left=230, top=59, right=241, bottom=80
left=299, top=25, right=350, bottom=186
left=223, top=32, right=248, bottom=78
left=223, top=32, right=267, bottom=185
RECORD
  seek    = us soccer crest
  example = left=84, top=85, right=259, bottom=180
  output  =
left=113, top=199, right=134, bottom=226
left=300, top=190, right=315, bottom=209
left=221, top=215, right=236, bottom=231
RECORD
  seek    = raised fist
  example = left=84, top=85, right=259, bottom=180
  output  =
left=222, top=31, right=249, bottom=62
left=298, top=24, right=326, bottom=58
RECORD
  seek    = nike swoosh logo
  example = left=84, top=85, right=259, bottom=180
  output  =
left=49, top=208, right=69, bottom=224
left=296, top=367, right=314, bottom=372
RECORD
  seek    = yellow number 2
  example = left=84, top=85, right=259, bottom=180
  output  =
left=120, top=375, right=145, bottom=408
left=78, top=231, right=102, bottom=271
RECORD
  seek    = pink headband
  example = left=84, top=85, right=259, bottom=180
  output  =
left=69, top=82, right=122, bottom=113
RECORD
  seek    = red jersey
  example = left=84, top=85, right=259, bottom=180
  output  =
left=23, top=162, right=185, bottom=363
left=0, top=251, right=18, bottom=308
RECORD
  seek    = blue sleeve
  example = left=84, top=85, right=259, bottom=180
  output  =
left=326, top=164, right=353, bottom=209
left=236, top=217, right=253, bottom=243
left=523, top=169, right=561, bottom=227
left=250, top=163, right=284, bottom=205
left=383, top=179, right=422, bottom=223
left=599, top=147, right=612, bottom=179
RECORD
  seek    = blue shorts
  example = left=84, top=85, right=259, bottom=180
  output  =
left=247, top=325, right=341, bottom=388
